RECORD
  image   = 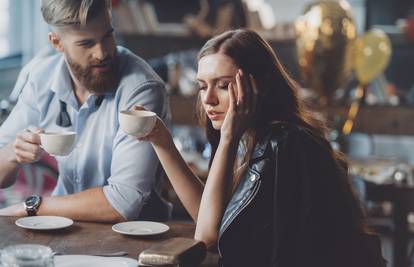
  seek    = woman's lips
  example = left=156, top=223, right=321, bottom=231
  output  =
left=207, top=111, right=224, bottom=120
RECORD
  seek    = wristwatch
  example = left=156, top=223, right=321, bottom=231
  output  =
left=23, top=195, right=42, bottom=216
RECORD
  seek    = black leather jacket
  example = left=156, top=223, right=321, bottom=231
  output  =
left=217, top=123, right=385, bottom=267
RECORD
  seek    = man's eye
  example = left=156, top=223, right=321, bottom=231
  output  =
left=79, top=42, right=94, bottom=47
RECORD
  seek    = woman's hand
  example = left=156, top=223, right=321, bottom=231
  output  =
left=132, top=106, right=172, bottom=148
left=220, top=69, right=258, bottom=142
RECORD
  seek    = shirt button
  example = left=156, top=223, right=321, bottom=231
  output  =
left=75, top=178, right=81, bottom=183
left=250, top=173, right=258, bottom=182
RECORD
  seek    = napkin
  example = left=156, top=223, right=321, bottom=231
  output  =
left=54, top=255, right=138, bottom=267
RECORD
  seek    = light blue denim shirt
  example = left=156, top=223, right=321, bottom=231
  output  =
left=0, top=46, right=171, bottom=220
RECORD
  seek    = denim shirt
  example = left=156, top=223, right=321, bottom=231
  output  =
left=0, top=46, right=171, bottom=220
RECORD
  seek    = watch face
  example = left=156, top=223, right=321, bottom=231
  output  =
left=25, top=196, right=40, bottom=209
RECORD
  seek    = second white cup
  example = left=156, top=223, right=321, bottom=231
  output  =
left=119, top=110, right=156, bottom=138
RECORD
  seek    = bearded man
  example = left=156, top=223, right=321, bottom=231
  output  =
left=0, top=0, right=171, bottom=222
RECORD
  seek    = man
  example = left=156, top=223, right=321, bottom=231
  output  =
left=0, top=0, right=171, bottom=222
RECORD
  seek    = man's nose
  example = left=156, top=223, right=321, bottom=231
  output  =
left=93, top=43, right=108, bottom=61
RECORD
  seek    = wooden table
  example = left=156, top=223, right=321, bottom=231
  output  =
left=0, top=217, right=219, bottom=266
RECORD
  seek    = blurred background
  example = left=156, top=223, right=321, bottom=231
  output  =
left=0, top=0, right=414, bottom=266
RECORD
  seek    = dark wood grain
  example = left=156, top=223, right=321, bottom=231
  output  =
left=0, top=217, right=219, bottom=266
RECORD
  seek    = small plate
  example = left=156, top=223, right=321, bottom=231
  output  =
left=54, top=255, right=137, bottom=267
left=15, top=216, right=74, bottom=230
left=112, top=221, right=169, bottom=236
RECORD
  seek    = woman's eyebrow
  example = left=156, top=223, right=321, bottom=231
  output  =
left=197, top=75, right=235, bottom=82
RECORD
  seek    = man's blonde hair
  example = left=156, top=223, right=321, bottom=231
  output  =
left=41, top=0, right=111, bottom=27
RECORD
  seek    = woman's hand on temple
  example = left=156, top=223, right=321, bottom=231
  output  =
left=220, top=69, right=258, bottom=142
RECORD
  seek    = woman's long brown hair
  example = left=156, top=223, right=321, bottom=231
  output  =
left=197, top=28, right=366, bottom=231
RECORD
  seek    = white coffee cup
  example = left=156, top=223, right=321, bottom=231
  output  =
left=39, top=131, right=77, bottom=156
left=119, top=110, right=156, bottom=138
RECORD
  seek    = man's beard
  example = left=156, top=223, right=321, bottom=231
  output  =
left=66, top=52, right=120, bottom=94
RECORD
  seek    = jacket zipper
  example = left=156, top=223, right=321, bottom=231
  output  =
left=218, top=180, right=262, bottom=259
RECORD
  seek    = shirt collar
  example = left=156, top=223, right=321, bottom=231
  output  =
left=50, top=57, right=74, bottom=105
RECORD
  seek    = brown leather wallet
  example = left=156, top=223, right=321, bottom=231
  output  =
left=138, top=237, right=206, bottom=266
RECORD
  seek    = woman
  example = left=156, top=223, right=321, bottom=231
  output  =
left=136, top=29, right=385, bottom=266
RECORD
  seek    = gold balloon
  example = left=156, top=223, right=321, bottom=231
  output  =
left=354, top=29, right=392, bottom=85
left=295, top=0, right=356, bottom=101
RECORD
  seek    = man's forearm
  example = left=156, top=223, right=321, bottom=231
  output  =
left=0, top=143, right=20, bottom=188
left=37, top=187, right=124, bottom=222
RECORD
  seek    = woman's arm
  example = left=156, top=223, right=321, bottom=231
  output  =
left=134, top=108, right=204, bottom=222
left=152, top=130, right=204, bottom=222
left=195, top=136, right=239, bottom=248
left=195, top=70, right=258, bottom=248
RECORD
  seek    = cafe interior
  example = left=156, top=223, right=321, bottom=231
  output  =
left=0, top=0, right=414, bottom=266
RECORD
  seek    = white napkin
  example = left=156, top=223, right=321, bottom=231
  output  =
left=54, top=255, right=138, bottom=267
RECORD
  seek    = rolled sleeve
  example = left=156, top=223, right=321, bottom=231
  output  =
left=103, top=138, right=160, bottom=220
left=103, top=81, right=170, bottom=220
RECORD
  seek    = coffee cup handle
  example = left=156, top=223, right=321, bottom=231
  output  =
left=39, top=144, right=50, bottom=156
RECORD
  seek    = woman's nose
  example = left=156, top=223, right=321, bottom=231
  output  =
left=203, top=87, right=218, bottom=106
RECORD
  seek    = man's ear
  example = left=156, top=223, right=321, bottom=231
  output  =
left=48, top=32, right=64, bottom=53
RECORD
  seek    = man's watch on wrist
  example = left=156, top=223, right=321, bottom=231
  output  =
left=23, top=195, right=42, bottom=216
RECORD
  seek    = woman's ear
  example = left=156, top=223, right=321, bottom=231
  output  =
left=48, top=32, right=64, bottom=53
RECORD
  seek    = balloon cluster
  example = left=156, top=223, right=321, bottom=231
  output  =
left=295, top=0, right=393, bottom=137
left=295, top=0, right=392, bottom=101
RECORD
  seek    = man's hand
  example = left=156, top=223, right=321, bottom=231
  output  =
left=13, top=126, right=45, bottom=164
left=0, top=203, right=26, bottom=217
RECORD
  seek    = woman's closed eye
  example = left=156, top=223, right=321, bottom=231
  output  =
left=197, top=83, right=207, bottom=91
left=217, top=82, right=229, bottom=90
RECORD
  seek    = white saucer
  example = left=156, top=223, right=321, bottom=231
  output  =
left=54, top=255, right=137, bottom=267
left=112, top=221, right=169, bottom=236
left=15, top=216, right=73, bottom=230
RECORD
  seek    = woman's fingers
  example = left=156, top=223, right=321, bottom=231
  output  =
left=235, top=70, right=244, bottom=107
left=228, top=82, right=237, bottom=111
left=235, top=69, right=256, bottom=115
left=135, top=120, right=161, bottom=141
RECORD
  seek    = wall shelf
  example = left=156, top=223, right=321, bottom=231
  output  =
left=169, top=95, right=414, bottom=136
left=325, top=105, right=414, bottom=136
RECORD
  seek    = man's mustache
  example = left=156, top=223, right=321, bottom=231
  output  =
left=89, top=57, right=114, bottom=67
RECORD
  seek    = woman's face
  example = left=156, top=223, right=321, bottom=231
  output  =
left=197, top=53, right=238, bottom=130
